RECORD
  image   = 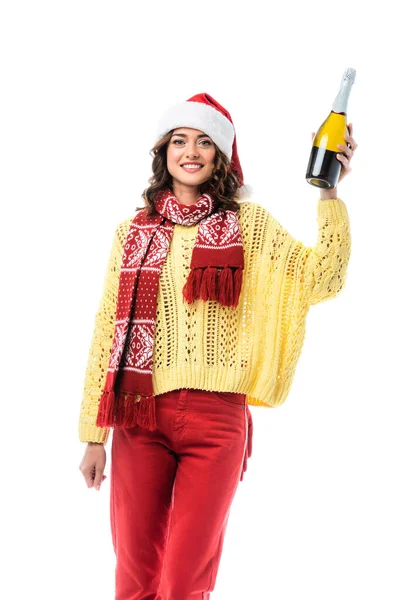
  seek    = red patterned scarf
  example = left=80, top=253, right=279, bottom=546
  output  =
left=96, top=188, right=244, bottom=431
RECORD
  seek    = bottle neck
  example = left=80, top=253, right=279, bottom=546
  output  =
left=332, top=82, right=352, bottom=114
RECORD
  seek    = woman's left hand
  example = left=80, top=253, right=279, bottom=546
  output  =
left=311, top=123, right=358, bottom=184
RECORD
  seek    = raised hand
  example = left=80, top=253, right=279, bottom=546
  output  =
left=311, top=123, right=358, bottom=184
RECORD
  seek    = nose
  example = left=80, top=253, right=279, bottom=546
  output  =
left=186, top=140, right=200, bottom=158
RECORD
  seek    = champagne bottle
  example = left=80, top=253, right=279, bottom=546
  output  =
left=306, top=68, right=356, bottom=189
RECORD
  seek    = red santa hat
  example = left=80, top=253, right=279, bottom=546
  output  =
left=155, top=92, right=250, bottom=194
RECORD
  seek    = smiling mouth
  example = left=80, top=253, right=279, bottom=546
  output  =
left=181, top=165, right=204, bottom=172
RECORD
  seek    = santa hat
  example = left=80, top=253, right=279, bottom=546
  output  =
left=155, top=92, right=251, bottom=197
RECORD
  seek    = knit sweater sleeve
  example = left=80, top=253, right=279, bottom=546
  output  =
left=288, top=198, right=352, bottom=306
left=78, top=218, right=132, bottom=444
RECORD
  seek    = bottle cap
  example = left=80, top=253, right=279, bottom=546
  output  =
left=343, top=68, right=356, bottom=85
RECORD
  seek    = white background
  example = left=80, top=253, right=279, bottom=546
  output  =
left=1, top=1, right=399, bottom=599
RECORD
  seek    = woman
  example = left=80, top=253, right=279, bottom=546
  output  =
left=78, top=93, right=356, bottom=600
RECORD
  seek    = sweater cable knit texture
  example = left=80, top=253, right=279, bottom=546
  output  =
left=78, top=198, right=351, bottom=444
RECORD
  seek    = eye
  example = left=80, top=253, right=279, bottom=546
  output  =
left=171, top=139, right=212, bottom=146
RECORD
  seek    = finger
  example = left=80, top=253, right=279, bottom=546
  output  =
left=337, top=143, right=353, bottom=159
left=346, top=124, right=358, bottom=150
left=347, top=138, right=358, bottom=151
left=347, top=122, right=354, bottom=138
left=81, top=465, right=95, bottom=488
left=94, top=467, right=104, bottom=491
left=86, top=475, right=94, bottom=488
left=344, top=134, right=357, bottom=151
left=336, top=153, right=350, bottom=168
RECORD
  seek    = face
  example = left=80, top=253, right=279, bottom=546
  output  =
left=166, top=127, right=216, bottom=190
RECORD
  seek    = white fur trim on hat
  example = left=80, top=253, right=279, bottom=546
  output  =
left=237, top=184, right=254, bottom=201
left=155, top=101, right=235, bottom=159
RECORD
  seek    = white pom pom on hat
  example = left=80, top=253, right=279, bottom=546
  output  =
left=155, top=92, right=251, bottom=197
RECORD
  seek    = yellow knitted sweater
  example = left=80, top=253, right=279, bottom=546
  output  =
left=78, top=198, right=351, bottom=444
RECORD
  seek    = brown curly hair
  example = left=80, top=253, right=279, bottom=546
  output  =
left=135, top=130, right=243, bottom=217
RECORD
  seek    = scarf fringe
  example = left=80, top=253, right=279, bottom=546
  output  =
left=200, top=266, right=218, bottom=301
left=96, top=390, right=157, bottom=431
left=183, top=266, right=243, bottom=308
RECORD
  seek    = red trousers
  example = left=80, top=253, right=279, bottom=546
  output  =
left=110, top=387, right=253, bottom=600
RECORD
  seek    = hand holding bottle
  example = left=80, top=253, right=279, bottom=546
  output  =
left=306, top=68, right=356, bottom=188
left=311, top=122, right=358, bottom=185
